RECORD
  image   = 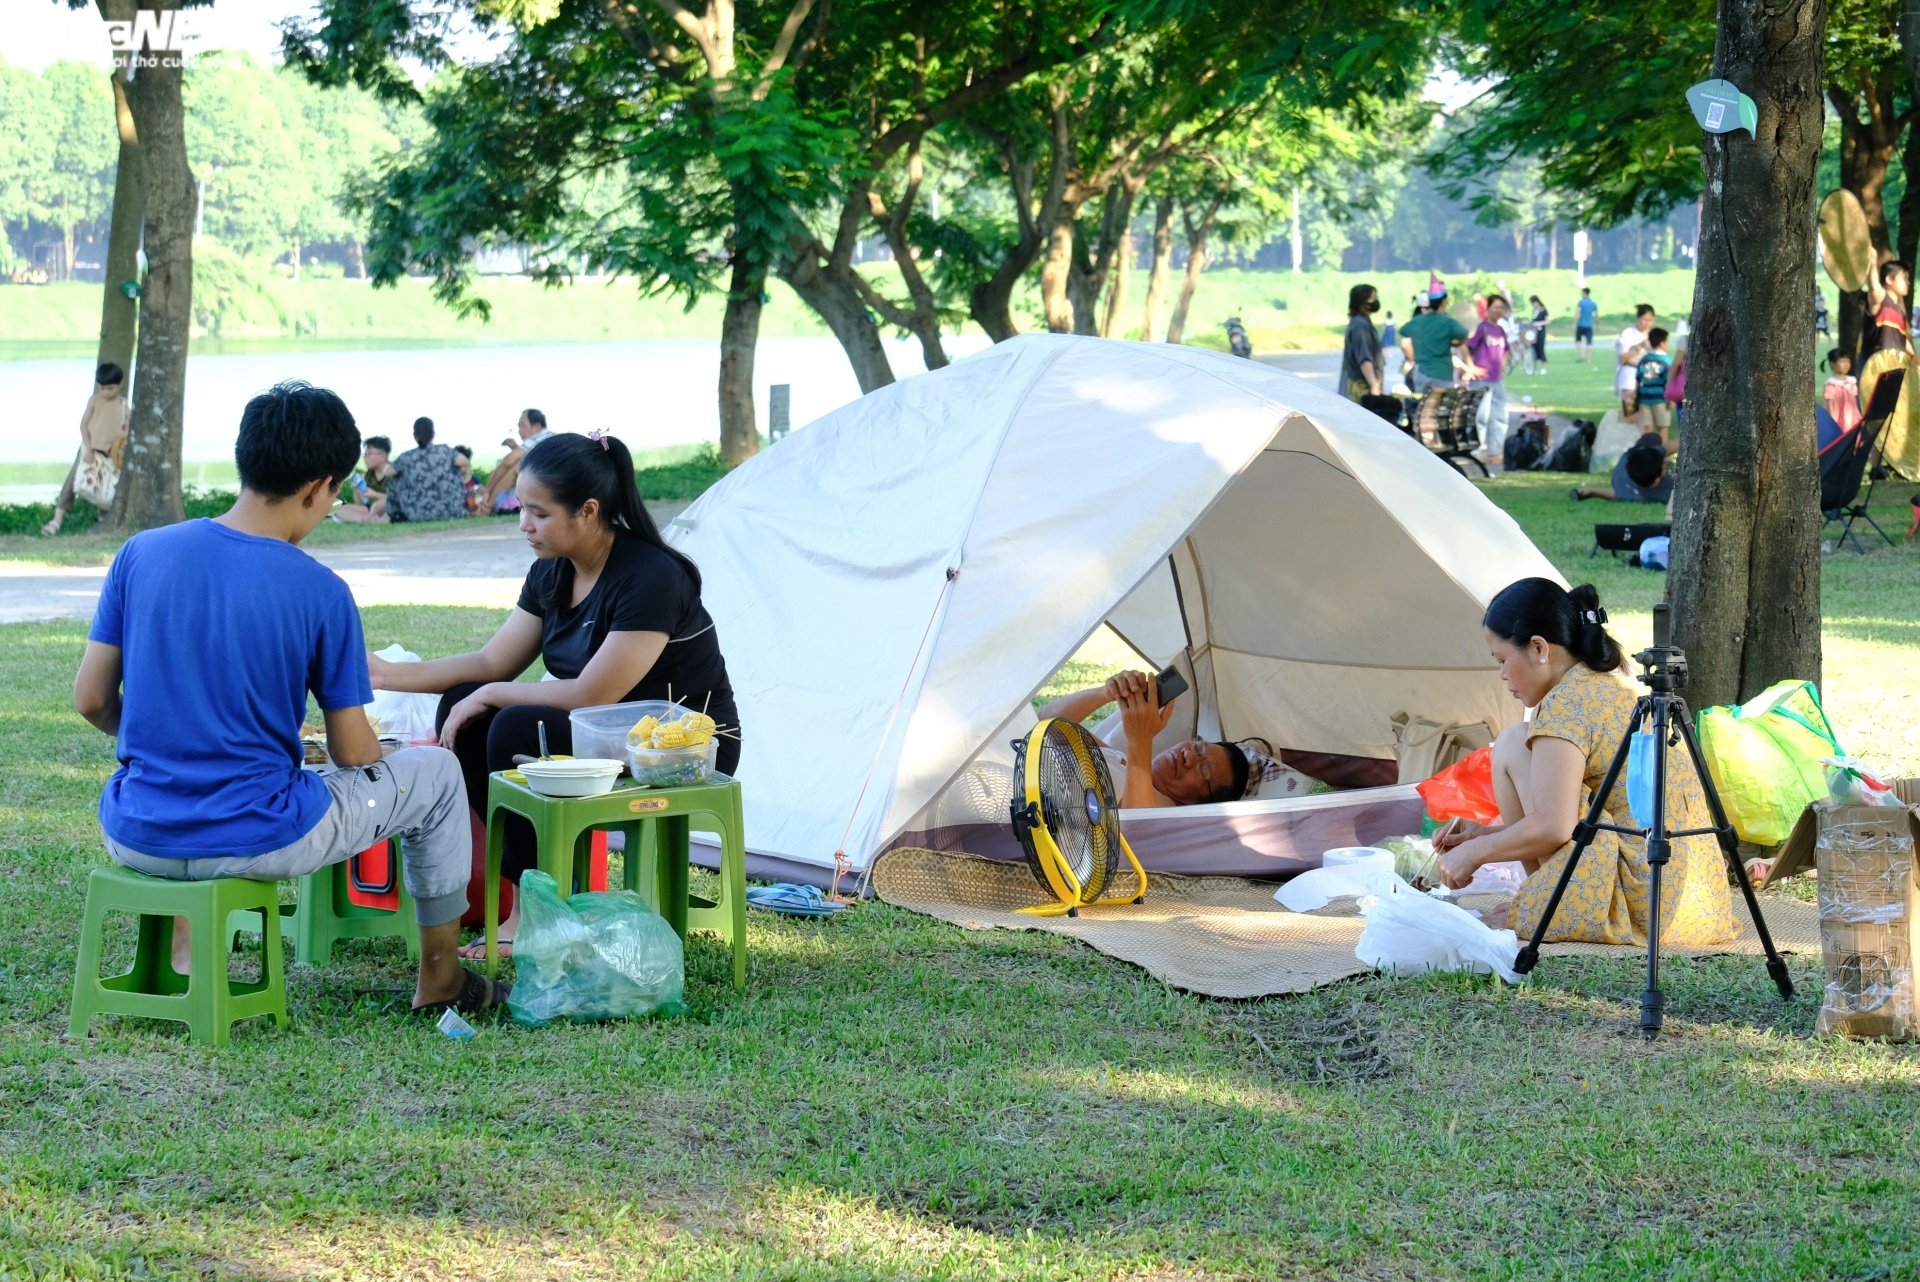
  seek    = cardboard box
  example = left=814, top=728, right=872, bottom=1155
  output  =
left=1772, top=780, right=1920, bottom=1041
left=1767, top=777, right=1920, bottom=884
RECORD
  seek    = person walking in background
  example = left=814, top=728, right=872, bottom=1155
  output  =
left=42, top=362, right=131, bottom=537
left=1615, top=304, right=1656, bottom=420
left=1814, top=287, right=1830, bottom=339
left=1468, top=294, right=1514, bottom=458
left=1573, top=288, right=1598, bottom=363
left=1381, top=309, right=1397, bottom=353
left=386, top=417, right=468, bottom=523
left=1527, top=295, right=1550, bottom=373
left=1339, top=283, right=1385, bottom=401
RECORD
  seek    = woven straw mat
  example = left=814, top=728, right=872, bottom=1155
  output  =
left=870, top=847, right=1821, bottom=999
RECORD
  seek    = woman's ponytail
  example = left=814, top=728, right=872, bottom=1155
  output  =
left=1564, top=584, right=1623, bottom=671
left=1484, top=577, right=1624, bottom=672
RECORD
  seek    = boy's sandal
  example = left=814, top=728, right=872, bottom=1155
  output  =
left=411, top=968, right=512, bottom=1018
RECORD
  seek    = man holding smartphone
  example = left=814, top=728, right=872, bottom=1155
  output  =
left=1036, top=669, right=1248, bottom=807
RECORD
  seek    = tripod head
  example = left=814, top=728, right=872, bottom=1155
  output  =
left=1634, top=602, right=1688, bottom=695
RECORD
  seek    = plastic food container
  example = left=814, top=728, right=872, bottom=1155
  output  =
left=570, top=699, right=691, bottom=765
left=627, top=738, right=719, bottom=789
left=518, top=757, right=625, bottom=797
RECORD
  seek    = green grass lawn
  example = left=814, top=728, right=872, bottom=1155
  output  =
left=5, top=465, right=1920, bottom=1278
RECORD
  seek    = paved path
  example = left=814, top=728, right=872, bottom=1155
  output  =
left=2, top=505, right=688, bottom=626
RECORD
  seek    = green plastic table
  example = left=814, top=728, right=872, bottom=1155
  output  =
left=483, top=770, right=747, bottom=988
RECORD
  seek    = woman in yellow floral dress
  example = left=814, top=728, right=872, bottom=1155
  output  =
left=1433, top=579, right=1738, bottom=947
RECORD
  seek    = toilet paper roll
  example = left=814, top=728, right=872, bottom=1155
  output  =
left=1274, top=846, right=1396, bottom=912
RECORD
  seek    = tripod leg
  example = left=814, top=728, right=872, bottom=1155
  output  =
left=1514, top=699, right=1647, bottom=976
left=1674, top=711, right=1796, bottom=1001
left=1637, top=696, right=1679, bottom=1037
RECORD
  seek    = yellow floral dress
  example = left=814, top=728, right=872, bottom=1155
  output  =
left=1510, top=665, right=1739, bottom=947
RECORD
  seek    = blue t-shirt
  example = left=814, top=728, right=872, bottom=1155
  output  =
left=1575, top=297, right=1598, bottom=329
left=90, top=520, right=372, bottom=857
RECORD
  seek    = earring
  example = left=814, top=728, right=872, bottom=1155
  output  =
left=1537, top=657, right=1547, bottom=665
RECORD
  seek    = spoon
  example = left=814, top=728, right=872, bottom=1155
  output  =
left=537, top=722, right=550, bottom=762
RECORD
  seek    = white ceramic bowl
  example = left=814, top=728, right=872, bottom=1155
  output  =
left=518, top=757, right=624, bottom=797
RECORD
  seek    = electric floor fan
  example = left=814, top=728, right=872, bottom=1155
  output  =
left=1008, top=718, right=1149, bottom=916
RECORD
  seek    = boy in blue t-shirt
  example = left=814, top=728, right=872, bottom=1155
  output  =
left=1634, top=328, right=1674, bottom=435
left=1574, top=288, right=1598, bottom=362
left=74, top=381, right=508, bottom=1017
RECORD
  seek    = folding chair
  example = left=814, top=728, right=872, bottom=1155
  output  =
left=1820, top=368, right=1905, bottom=554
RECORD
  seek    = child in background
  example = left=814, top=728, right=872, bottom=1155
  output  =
left=1824, top=349, right=1862, bottom=436
left=1633, top=328, right=1674, bottom=437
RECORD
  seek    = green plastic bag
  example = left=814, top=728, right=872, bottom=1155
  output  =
left=508, top=870, right=687, bottom=1027
left=1696, top=680, right=1842, bottom=846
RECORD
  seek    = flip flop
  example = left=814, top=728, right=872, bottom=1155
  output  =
left=458, top=937, right=512, bottom=961
left=745, top=883, right=849, bottom=919
left=411, top=967, right=512, bottom=1018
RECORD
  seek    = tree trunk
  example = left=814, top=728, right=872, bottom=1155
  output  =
left=111, top=44, right=193, bottom=534
left=1899, top=116, right=1920, bottom=269
left=1138, top=196, right=1173, bottom=341
left=1837, top=286, right=1866, bottom=366
left=717, top=251, right=762, bottom=467
left=1905, top=4, right=1920, bottom=265
left=1165, top=198, right=1218, bottom=345
left=96, top=66, right=142, bottom=379
left=348, top=238, right=367, bottom=279
left=1100, top=232, right=1131, bottom=338
left=1670, top=0, right=1826, bottom=711
left=1039, top=202, right=1081, bottom=333
left=1827, top=84, right=1899, bottom=258
left=1549, top=226, right=1558, bottom=270
left=779, top=249, right=896, bottom=394
left=290, top=232, right=301, bottom=282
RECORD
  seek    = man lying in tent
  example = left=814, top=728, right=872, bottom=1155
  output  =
left=1036, top=671, right=1397, bottom=807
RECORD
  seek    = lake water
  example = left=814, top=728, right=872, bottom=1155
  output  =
left=0, top=333, right=994, bottom=475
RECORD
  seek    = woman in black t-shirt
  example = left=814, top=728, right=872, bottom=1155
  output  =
left=371, top=430, right=739, bottom=955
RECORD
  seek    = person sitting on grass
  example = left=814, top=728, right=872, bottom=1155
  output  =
left=333, top=435, right=394, bottom=524
left=1570, top=432, right=1676, bottom=505
left=72, top=381, right=508, bottom=1017
left=367, top=430, right=740, bottom=959
left=1433, top=579, right=1736, bottom=947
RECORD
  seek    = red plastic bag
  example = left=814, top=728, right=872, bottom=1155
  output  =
left=1416, top=746, right=1499, bottom=824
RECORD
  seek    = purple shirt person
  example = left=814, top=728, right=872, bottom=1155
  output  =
left=1468, top=316, right=1509, bottom=383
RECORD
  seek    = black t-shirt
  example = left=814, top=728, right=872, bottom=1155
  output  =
left=516, top=532, right=738, bottom=727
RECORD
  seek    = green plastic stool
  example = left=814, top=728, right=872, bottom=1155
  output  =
left=290, top=843, right=419, bottom=966
left=484, top=771, right=748, bottom=989
left=69, top=865, right=289, bottom=1047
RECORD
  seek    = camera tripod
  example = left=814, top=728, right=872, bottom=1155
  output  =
left=1510, top=606, right=1796, bottom=1038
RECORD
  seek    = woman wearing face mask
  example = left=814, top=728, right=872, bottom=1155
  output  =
left=1340, top=283, right=1385, bottom=401
left=1432, top=579, right=1737, bottom=946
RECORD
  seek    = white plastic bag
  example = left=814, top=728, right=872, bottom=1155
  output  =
left=1354, top=875, right=1523, bottom=982
left=367, top=643, right=443, bottom=741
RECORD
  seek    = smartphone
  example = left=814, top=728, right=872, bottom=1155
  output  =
left=1152, top=663, right=1189, bottom=705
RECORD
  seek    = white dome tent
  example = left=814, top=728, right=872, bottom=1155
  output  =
left=666, top=334, right=1564, bottom=886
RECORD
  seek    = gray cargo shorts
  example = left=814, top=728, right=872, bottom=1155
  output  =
left=106, top=747, right=472, bottom=929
